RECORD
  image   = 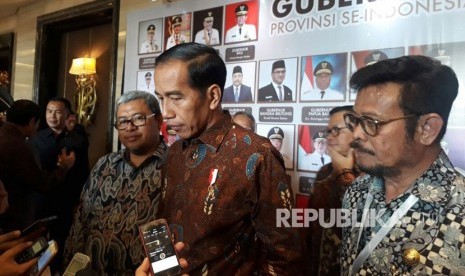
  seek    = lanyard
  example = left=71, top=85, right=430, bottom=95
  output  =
left=351, top=193, right=419, bottom=274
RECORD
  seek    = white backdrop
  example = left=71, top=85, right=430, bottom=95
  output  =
left=124, top=0, right=465, bottom=203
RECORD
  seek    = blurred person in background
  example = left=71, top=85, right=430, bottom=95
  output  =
left=28, top=97, right=88, bottom=272
left=307, top=105, right=360, bottom=275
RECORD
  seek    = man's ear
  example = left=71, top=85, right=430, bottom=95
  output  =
left=29, top=117, right=37, bottom=128
left=207, top=84, right=222, bottom=110
left=416, top=113, right=443, bottom=146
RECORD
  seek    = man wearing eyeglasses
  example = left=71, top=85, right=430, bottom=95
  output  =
left=341, top=56, right=465, bottom=275
left=64, top=91, right=167, bottom=274
left=306, top=105, right=361, bottom=275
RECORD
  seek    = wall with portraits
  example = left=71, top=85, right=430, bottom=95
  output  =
left=123, top=0, right=465, bottom=203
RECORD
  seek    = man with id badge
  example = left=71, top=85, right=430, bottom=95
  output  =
left=341, top=56, right=465, bottom=275
left=137, top=43, right=303, bottom=275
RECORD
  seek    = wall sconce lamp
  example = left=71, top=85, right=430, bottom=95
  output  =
left=69, top=57, right=97, bottom=127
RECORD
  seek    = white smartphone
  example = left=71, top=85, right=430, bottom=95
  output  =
left=63, top=252, right=91, bottom=276
left=28, top=240, right=58, bottom=276
left=139, top=218, right=181, bottom=276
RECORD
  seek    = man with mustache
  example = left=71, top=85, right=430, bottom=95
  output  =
left=64, top=91, right=167, bottom=274
left=341, top=56, right=465, bottom=275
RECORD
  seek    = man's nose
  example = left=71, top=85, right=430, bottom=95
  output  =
left=352, top=122, right=366, bottom=142
left=162, top=101, right=174, bottom=120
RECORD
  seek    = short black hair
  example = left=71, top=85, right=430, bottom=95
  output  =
left=48, top=96, right=72, bottom=113
left=350, top=55, right=458, bottom=142
left=7, top=99, right=40, bottom=126
left=154, top=42, right=227, bottom=100
left=329, top=105, right=353, bottom=116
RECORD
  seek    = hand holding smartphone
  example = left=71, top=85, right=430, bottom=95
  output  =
left=15, top=236, right=49, bottom=264
left=139, top=219, right=181, bottom=276
left=29, top=240, right=58, bottom=276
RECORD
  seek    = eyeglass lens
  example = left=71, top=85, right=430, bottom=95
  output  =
left=115, top=114, right=150, bottom=130
left=344, top=113, right=377, bottom=135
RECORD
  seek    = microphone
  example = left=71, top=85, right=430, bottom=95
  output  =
left=63, top=252, right=92, bottom=276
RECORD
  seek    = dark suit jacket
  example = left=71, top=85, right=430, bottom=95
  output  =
left=223, top=84, right=253, bottom=103
left=258, top=83, right=292, bottom=102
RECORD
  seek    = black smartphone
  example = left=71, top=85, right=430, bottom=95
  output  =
left=15, top=236, right=49, bottom=264
left=139, top=219, right=181, bottom=276
left=22, top=215, right=58, bottom=237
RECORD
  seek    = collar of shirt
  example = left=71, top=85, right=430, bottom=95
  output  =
left=272, top=82, right=283, bottom=91
left=366, top=150, right=456, bottom=208
left=43, top=127, right=67, bottom=139
left=182, top=111, right=232, bottom=152
left=110, top=138, right=168, bottom=168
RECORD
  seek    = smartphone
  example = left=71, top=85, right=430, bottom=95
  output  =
left=22, top=215, right=58, bottom=237
left=63, top=252, right=91, bottom=276
left=28, top=240, right=58, bottom=276
left=15, top=236, right=49, bottom=264
left=139, top=219, right=181, bottom=276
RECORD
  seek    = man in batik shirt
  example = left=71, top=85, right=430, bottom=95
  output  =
left=341, top=55, right=465, bottom=275
left=137, top=42, right=303, bottom=275
left=64, top=91, right=167, bottom=275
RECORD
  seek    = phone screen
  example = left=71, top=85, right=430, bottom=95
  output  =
left=36, top=240, right=58, bottom=275
left=141, top=221, right=180, bottom=274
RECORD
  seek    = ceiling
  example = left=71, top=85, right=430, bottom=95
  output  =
left=0, top=0, right=39, bottom=19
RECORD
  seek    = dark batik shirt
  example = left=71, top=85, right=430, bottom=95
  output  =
left=341, top=151, right=465, bottom=275
left=159, top=112, right=303, bottom=275
left=64, top=141, right=167, bottom=275
left=307, top=163, right=360, bottom=276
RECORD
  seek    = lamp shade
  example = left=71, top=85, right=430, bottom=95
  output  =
left=69, top=58, right=96, bottom=75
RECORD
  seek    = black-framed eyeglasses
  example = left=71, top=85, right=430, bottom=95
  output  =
left=114, top=113, right=156, bottom=130
left=343, top=113, right=417, bottom=137
left=324, top=126, right=348, bottom=137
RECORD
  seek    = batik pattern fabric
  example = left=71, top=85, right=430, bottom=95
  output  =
left=307, top=163, right=360, bottom=276
left=341, top=151, right=465, bottom=275
left=159, top=112, right=303, bottom=275
left=64, top=142, right=167, bottom=275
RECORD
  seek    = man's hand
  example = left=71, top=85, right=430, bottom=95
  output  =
left=0, top=231, right=22, bottom=253
left=57, top=148, right=76, bottom=171
left=328, top=148, right=354, bottom=173
left=0, top=179, right=8, bottom=215
left=0, top=230, right=45, bottom=253
left=135, top=242, right=189, bottom=276
left=0, top=241, right=38, bottom=276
